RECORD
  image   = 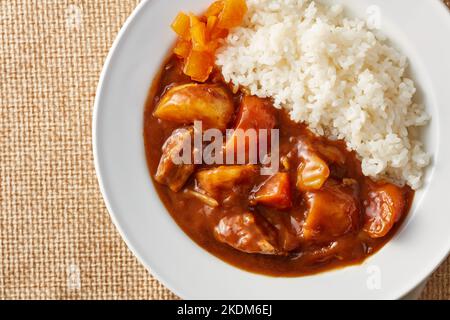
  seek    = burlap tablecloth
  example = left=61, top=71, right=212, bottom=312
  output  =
left=0, top=0, right=448, bottom=300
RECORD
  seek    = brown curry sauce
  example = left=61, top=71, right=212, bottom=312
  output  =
left=143, top=55, right=414, bottom=277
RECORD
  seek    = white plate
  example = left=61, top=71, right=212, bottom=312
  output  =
left=93, top=0, right=450, bottom=299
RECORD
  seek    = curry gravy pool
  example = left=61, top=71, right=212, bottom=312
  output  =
left=143, top=55, right=414, bottom=277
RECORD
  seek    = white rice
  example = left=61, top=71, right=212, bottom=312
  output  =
left=216, top=0, right=430, bottom=189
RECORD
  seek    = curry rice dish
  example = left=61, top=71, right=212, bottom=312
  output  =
left=143, top=0, right=429, bottom=276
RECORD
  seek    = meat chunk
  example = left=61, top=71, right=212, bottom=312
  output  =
left=262, top=211, right=302, bottom=252
left=315, top=143, right=346, bottom=165
left=154, top=127, right=194, bottom=192
left=252, top=172, right=292, bottom=210
left=214, top=212, right=280, bottom=255
left=225, top=96, right=277, bottom=161
left=303, top=181, right=360, bottom=242
left=363, top=182, right=407, bottom=238
left=153, top=83, right=234, bottom=130
left=196, top=165, right=257, bottom=198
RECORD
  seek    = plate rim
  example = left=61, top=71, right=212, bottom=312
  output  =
left=93, top=0, right=450, bottom=299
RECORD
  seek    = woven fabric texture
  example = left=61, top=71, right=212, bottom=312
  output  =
left=0, top=0, right=448, bottom=300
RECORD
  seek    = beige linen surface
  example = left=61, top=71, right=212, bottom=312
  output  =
left=0, top=0, right=448, bottom=300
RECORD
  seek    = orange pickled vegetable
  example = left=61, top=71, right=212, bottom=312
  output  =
left=218, top=0, right=248, bottom=29
left=173, top=40, right=191, bottom=58
left=171, top=12, right=191, bottom=40
left=190, top=15, right=207, bottom=50
left=204, top=40, right=220, bottom=54
left=171, top=0, right=247, bottom=82
left=210, top=27, right=228, bottom=40
left=206, top=1, right=224, bottom=17
left=206, top=15, right=218, bottom=36
left=184, top=50, right=214, bottom=82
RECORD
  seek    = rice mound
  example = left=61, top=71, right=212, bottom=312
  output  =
left=216, top=0, right=430, bottom=189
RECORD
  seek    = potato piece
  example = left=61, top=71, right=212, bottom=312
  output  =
left=252, top=172, right=292, bottom=210
left=171, top=12, right=191, bottom=40
left=226, top=96, right=277, bottom=158
left=303, top=181, right=360, bottom=242
left=154, top=83, right=234, bottom=130
left=154, top=127, right=195, bottom=192
left=214, top=212, right=280, bottom=255
left=296, top=153, right=330, bottom=191
left=171, top=0, right=243, bottom=82
left=363, top=182, right=406, bottom=238
left=218, top=0, right=248, bottom=29
left=196, top=165, right=257, bottom=197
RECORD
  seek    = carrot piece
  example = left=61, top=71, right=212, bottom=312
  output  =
left=225, top=96, right=277, bottom=160
left=363, top=182, right=406, bottom=238
left=218, top=0, right=248, bottom=29
left=171, top=12, right=191, bottom=40
left=173, top=40, right=191, bottom=58
left=253, top=172, right=292, bottom=210
left=206, top=1, right=225, bottom=17
left=183, top=50, right=213, bottom=82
